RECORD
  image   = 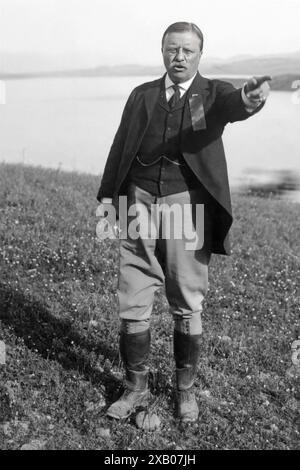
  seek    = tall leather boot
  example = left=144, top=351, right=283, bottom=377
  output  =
left=174, top=329, right=202, bottom=422
left=106, top=329, right=151, bottom=419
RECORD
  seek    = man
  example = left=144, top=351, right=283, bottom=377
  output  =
left=96, top=22, right=270, bottom=422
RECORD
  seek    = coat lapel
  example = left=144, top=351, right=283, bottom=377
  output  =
left=143, top=77, right=164, bottom=120
left=142, top=72, right=210, bottom=127
left=123, top=77, right=162, bottom=162
left=158, top=89, right=170, bottom=111
left=132, top=71, right=210, bottom=145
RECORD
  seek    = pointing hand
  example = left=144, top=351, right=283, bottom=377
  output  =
left=245, top=75, right=272, bottom=103
left=245, top=75, right=272, bottom=93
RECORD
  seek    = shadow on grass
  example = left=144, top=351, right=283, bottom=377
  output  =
left=0, top=282, right=122, bottom=401
left=0, top=283, right=174, bottom=406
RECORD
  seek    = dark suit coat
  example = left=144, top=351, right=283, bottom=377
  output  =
left=97, top=72, right=263, bottom=255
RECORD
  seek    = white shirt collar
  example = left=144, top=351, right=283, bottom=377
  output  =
left=165, top=72, right=197, bottom=92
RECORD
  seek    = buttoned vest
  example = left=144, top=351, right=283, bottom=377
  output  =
left=128, top=84, right=199, bottom=196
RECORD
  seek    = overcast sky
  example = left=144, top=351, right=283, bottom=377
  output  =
left=1, top=0, right=300, bottom=65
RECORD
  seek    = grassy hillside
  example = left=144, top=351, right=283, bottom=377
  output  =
left=0, top=163, right=299, bottom=450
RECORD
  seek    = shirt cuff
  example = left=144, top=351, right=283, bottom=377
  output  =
left=241, top=86, right=261, bottom=113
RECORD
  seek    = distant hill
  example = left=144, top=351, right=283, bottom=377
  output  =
left=202, top=52, right=300, bottom=75
left=86, top=52, right=300, bottom=77
left=1, top=52, right=300, bottom=91
left=208, top=74, right=300, bottom=91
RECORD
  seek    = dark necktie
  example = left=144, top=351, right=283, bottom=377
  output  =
left=168, top=84, right=181, bottom=109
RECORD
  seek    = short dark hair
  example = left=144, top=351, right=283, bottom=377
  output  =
left=162, top=22, right=204, bottom=52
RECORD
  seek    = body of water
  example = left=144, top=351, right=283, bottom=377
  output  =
left=0, top=76, right=299, bottom=186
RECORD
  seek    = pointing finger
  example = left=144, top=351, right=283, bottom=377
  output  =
left=254, top=75, right=272, bottom=88
left=245, top=75, right=272, bottom=93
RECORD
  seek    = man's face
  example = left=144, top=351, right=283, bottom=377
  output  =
left=162, top=31, right=202, bottom=83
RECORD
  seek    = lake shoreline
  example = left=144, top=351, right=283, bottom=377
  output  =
left=0, top=72, right=299, bottom=91
left=1, top=79, right=298, bottom=178
left=1, top=162, right=299, bottom=203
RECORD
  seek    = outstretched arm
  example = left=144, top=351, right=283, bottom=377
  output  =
left=216, top=76, right=271, bottom=124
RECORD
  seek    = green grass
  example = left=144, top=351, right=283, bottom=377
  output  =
left=0, top=162, right=299, bottom=450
